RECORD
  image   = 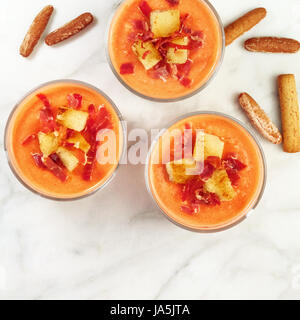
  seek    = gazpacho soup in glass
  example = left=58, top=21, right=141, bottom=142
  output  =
left=5, top=80, right=124, bottom=200
left=108, top=0, right=224, bottom=101
left=146, top=112, right=266, bottom=231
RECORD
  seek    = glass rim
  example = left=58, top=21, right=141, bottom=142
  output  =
left=4, top=79, right=127, bottom=201
left=144, top=111, right=267, bottom=233
left=105, top=0, right=226, bottom=103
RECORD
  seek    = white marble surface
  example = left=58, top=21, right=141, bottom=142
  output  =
left=0, top=0, right=300, bottom=300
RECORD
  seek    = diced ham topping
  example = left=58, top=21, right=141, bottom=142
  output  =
left=177, top=151, right=246, bottom=211
left=24, top=92, right=113, bottom=184
left=177, top=60, right=192, bottom=77
left=31, top=153, right=46, bottom=169
left=166, top=0, right=180, bottom=6
left=206, top=156, right=221, bottom=169
left=36, top=93, right=51, bottom=109
left=128, top=3, right=205, bottom=87
left=179, top=77, right=191, bottom=87
left=67, top=93, right=82, bottom=109
left=22, top=134, right=36, bottom=145
left=139, top=1, right=152, bottom=18
left=49, top=153, right=64, bottom=167
left=200, top=162, right=215, bottom=181
left=85, top=105, right=111, bottom=137
left=222, top=156, right=247, bottom=171
left=120, top=63, right=135, bottom=75
left=195, top=191, right=221, bottom=206
left=226, top=168, right=240, bottom=187
left=37, top=93, right=57, bottom=132
left=148, top=64, right=169, bottom=80
left=43, top=157, right=67, bottom=182
left=132, top=19, right=149, bottom=32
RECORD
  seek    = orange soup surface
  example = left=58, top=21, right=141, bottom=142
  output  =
left=6, top=82, right=123, bottom=199
left=148, top=114, right=265, bottom=230
left=109, top=0, right=223, bottom=100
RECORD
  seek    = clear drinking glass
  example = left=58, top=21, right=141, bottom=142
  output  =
left=145, top=111, right=267, bottom=232
left=106, top=0, right=225, bottom=102
left=4, top=80, right=126, bottom=201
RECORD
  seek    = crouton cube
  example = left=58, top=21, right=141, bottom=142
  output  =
left=37, top=132, right=59, bottom=157
left=150, top=10, right=180, bottom=38
left=204, top=169, right=236, bottom=201
left=167, top=37, right=189, bottom=64
left=193, top=132, right=224, bottom=161
left=56, top=147, right=79, bottom=172
left=57, top=109, right=89, bottom=132
left=166, top=158, right=197, bottom=184
left=132, top=40, right=162, bottom=70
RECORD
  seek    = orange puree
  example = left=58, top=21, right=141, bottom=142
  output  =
left=108, top=0, right=223, bottom=100
left=5, top=81, right=123, bottom=199
left=148, top=114, right=265, bottom=230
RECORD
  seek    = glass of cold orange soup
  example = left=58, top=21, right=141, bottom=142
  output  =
left=107, top=0, right=224, bottom=101
left=5, top=80, right=125, bottom=200
left=146, top=112, right=266, bottom=232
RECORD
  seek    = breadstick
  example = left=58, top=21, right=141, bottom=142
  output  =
left=245, top=37, right=300, bottom=53
left=20, top=5, right=54, bottom=57
left=277, top=75, right=300, bottom=153
left=45, top=12, right=93, bottom=46
left=239, top=92, right=282, bottom=144
left=225, top=8, right=267, bottom=46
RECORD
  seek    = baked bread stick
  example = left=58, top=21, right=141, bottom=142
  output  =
left=20, top=5, right=54, bottom=57
left=45, top=12, right=93, bottom=46
left=277, top=74, right=300, bottom=153
left=239, top=92, right=282, bottom=144
left=245, top=37, right=300, bottom=53
left=225, top=8, right=267, bottom=46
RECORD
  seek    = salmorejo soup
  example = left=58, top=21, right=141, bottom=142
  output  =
left=5, top=80, right=124, bottom=200
left=146, top=112, right=266, bottom=231
left=108, top=0, right=224, bottom=101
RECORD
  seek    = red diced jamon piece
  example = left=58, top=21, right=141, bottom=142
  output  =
left=32, top=153, right=46, bottom=169
left=37, top=93, right=57, bottom=132
left=209, top=193, right=221, bottom=206
left=86, top=106, right=110, bottom=136
left=166, top=0, right=179, bottom=6
left=37, top=94, right=51, bottom=109
left=132, top=19, right=149, bottom=32
left=67, top=93, right=82, bottom=109
left=206, top=156, right=221, bottom=169
left=200, top=162, right=215, bottom=181
left=223, top=155, right=246, bottom=171
left=180, top=77, right=191, bottom=87
left=139, top=1, right=152, bottom=18
left=181, top=177, right=204, bottom=202
left=49, top=153, right=65, bottom=167
left=66, top=128, right=75, bottom=139
left=22, top=134, right=36, bottom=145
left=148, top=64, right=169, bottom=79
left=120, top=63, right=134, bottom=75
left=194, top=191, right=220, bottom=206
left=40, top=107, right=57, bottom=132
left=43, top=157, right=67, bottom=182
left=226, top=168, right=240, bottom=187
left=177, top=60, right=192, bottom=77
left=61, top=141, right=75, bottom=148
